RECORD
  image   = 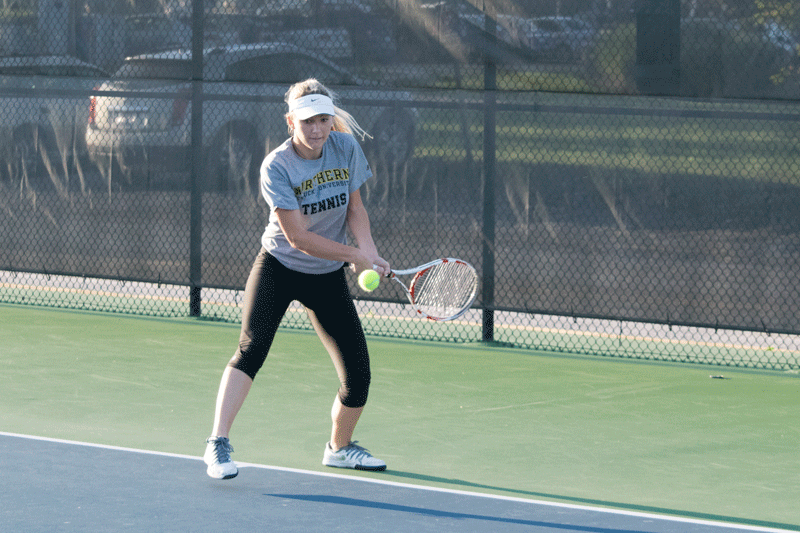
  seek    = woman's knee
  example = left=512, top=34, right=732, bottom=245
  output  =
left=228, top=341, right=269, bottom=380
left=338, top=365, right=371, bottom=408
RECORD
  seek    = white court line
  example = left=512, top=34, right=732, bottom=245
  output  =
left=1, top=431, right=795, bottom=533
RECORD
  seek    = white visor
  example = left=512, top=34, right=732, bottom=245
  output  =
left=289, top=94, right=335, bottom=120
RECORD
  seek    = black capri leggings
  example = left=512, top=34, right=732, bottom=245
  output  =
left=228, top=249, right=371, bottom=408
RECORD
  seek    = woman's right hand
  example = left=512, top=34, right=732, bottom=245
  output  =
left=352, top=254, right=389, bottom=278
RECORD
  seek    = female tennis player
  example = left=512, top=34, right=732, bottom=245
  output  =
left=204, top=78, right=390, bottom=479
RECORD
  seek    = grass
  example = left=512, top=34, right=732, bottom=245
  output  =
left=413, top=105, right=800, bottom=184
left=434, top=67, right=595, bottom=93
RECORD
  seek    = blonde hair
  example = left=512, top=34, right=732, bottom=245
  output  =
left=285, top=78, right=371, bottom=140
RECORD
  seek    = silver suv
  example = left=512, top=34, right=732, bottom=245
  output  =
left=86, top=43, right=416, bottom=193
left=0, top=55, right=108, bottom=189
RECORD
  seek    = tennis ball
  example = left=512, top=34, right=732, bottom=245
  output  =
left=358, top=269, right=380, bottom=292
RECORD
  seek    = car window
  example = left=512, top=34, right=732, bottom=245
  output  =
left=536, top=20, right=561, bottom=32
left=0, top=66, right=39, bottom=76
left=127, top=16, right=171, bottom=33
left=224, top=54, right=349, bottom=84
left=568, top=20, right=591, bottom=32
left=115, top=59, right=192, bottom=80
left=224, top=55, right=284, bottom=82
left=292, top=55, right=350, bottom=85
left=41, top=65, right=108, bottom=77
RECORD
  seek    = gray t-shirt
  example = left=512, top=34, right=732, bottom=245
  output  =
left=259, top=131, right=373, bottom=274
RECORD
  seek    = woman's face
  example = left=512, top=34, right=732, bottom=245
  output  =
left=289, top=113, right=333, bottom=160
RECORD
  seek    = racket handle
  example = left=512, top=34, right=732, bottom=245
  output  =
left=373, top=264, right=392, bottom=278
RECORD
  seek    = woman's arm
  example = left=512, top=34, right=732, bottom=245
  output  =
left=275, top=190, right=388, bottom=275
left=344, top=190, right=389, bottom=275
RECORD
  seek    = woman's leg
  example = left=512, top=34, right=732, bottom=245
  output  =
left=303, top=270, right=371, bottom=445
left=302, top=269, right=384, bottom=469
left=210, top=251, right=292, bottom=439
left=210, top=366, right=253, bottom=439
left=205, top=252, right=293, bottom=479
left=330, top=395, right=363, bottom=450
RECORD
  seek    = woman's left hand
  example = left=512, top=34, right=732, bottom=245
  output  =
left=350, top=256, right=389, bottom=278
left=370, top=258, right=390, bottom=278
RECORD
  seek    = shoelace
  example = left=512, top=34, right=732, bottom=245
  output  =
left=340, top=441, right=371, bottom=459
left=208, top=437, right=234, bottom=463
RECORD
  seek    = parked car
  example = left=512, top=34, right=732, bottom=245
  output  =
left=458, top=13, right=529, bottom=51
left=763, top=21, right=800, bottom=62
left=415, top=1, right=533, bottom=63
left=416, top=1, right=568, bottom=64
left=325, top=6, right=397, bottom=63
left=175, top=13, right=355, bottom=62
left=259, top=27, right=354, bottom=62
left=676, top=17, right=799, bottom=98
left=85, top=43, right=417, bottom=193
left=0, top=55, right=109, bottom=188
left=123, top=14, right=192, bottom=57
left=525, top=16, right=597, bottom=63
left=278, top=0, right=399, bottom=63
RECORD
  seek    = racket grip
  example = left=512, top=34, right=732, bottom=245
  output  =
left=373, top=264, right=392, bottom=278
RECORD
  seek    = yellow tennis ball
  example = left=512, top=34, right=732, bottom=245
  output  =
left=358, top=269, right=380, bottom=292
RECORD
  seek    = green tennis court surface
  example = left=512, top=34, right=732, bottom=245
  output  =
left=1, top=304, right=798, bottom=531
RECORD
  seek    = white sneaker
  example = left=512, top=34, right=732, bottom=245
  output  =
left=204, top=436, right=238, bottom=479
left=323, top=441, right=386, bottom=471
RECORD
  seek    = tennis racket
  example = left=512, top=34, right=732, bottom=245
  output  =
left=383, top=258, right=478, bottom=321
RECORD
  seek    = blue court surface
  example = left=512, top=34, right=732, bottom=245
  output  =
left=2, top=432, right=793, bottom=533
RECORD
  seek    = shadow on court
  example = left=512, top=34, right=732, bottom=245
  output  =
left=3, top=433, right=790, bottom=533
left=381, top=470, right=797, bottom=532
left=266, top=493, right=645, bottom=532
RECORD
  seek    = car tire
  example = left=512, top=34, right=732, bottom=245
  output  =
left=10, top=125, right=55, bottom=190
left=206, top=125, right=261, bottom=195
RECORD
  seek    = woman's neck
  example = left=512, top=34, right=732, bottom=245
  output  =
left=291, top=139, right=322, bottom=160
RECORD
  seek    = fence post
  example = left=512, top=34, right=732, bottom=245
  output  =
left=189, top=0, right=205, bottom=317
left=481, top=7, right=497, bottom=342
left=635, top=0, right=681, bottom=95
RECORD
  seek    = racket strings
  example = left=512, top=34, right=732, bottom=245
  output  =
left=412, top=262, right=477, bottom=319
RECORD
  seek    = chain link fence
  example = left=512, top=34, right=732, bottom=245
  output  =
left=1, top=0, right=799, bottom=370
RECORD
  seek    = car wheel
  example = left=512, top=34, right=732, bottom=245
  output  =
left=367, top=110, right=415, bottom=165
left=10, top=126, right=55, bottom=190
left=206, top=125, right=261, bottom=195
